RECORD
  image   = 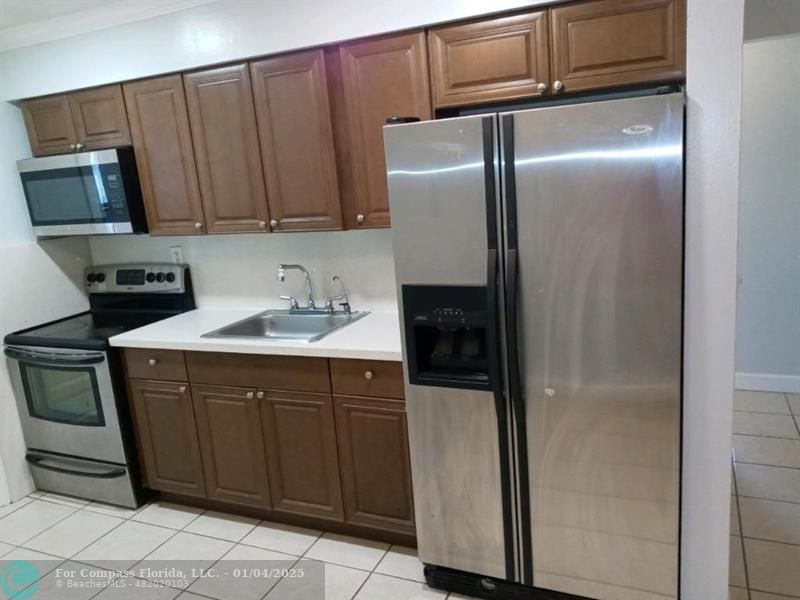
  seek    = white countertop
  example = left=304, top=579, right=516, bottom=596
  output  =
left=109, top=308, right=403, bottom=362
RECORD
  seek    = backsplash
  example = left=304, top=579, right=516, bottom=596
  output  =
left=88, top=230, right=398, bottom=311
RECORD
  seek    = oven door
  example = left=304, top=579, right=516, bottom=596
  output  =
left=16, top=149, right=134, bottom=236
left=5, top=345, right=128, bottom=464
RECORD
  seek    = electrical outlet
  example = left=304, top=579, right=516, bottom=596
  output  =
left=170, top=246, right=184, bottom=264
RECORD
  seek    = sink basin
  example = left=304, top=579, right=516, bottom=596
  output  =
left=202, top=309, right=368, bottom=342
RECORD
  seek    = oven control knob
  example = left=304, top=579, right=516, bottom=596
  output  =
left=156, top=272, right=166, bottom=283
left=95, top=273, right=106, bottom=283
left=165, top=272, right=176, bottom=283
left=145, top=272, right=156, bottom=283
left=86, top=273, right=96, bottom=283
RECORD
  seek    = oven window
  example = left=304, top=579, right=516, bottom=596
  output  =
left=19, top=362, right=105, bottom=427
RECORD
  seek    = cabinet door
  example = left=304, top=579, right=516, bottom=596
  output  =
left=20, top=95, right=76, bottom=156
left=184, top=64, right=271, bottom=234
left=128, top=379, right=205, bottom=497
left=428, top=12, right=550, bottom=108
left=260, top=391, right=343, bottom=521
left=251, top=50, right=342, bottom=232
left=334, top=395, right=415, bottom=535
left=69, top=84, right=131, bottom=150
left=123, top=75, right=206, bottom=235
left=550, top=0, right=686, bottom=93
left=338, top=31, right=431, bottom=229
left=192, top=385, right=271, bottom=508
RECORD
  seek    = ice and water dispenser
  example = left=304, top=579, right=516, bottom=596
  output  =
left=401, top=285, right=492, bottom=391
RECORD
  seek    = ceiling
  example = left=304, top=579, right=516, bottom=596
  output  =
left=0, top=0, right=117, bottom=30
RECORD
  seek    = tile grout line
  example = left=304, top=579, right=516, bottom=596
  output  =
left=5, top=497, right=83, bottom=549
left=735, top=460, right=800, bottom=471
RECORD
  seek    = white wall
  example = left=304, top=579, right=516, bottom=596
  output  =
left=744, top=0, right=800, bottom=41
left=681, top=1, right=743, bottom=598
left=89, top=230, right=397, bottom=311
left=734, top=36, right=800, bottom=393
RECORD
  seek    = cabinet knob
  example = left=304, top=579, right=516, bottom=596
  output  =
left=246, top=391, right=255, bottom=399
left=148, top=358, right=158, bottom=367
left=194, top=222, right=203, bottom=230
left=75, top=143, right=84, bottom=150
left=536, top=82, right=548, bottom=93
left=69, top=143, right=77, bottom=150
left=364, top=370, right=374, bottom=381
left=179, top=385, right=187, bottom=394
left=258, top=220, right=266, bottom=229
left=553, top=80, right=564, bottom=92
left=256, top=391, right=264, bottom=399
left=270, top=219, right=278, bottom=229
left=356, top=214, right=365, bottom=225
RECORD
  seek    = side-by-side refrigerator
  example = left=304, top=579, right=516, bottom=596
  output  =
left=384, top=92, right=684, bottom=600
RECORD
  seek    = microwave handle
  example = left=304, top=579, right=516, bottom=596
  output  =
left=4, top=346, right=106, bottom=366
left=26, top=452, right=126, bottom=479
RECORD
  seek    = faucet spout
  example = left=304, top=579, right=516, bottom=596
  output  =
left=276, top=264, right=315, bottom=309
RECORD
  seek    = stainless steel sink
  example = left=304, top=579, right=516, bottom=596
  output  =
left=202, top=309, right=368, bottom=342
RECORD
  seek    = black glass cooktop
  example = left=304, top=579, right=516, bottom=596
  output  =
left=4, top=310, right=177, bottom=351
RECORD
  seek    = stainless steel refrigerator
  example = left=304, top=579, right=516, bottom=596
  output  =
left=384, top=92, right=684, bottom=600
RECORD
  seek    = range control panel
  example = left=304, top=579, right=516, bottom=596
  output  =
left=85, top=263, right=188, bottom=294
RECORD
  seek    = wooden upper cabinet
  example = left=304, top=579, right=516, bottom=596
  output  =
left=338, top=31, right=432, bottom=229
left=123, top=75, right=206, bottom=235
left=128, top=379, right=206, bottom=497
left=69, top=85, right=131, bottom=150
left=184, top=64, right=271, bottom=234
left=260, top=391, right=344, bottom=521
left=20, top=95, right=77, bottom=156
left=192, top=384, right=272, bottom=508
left=250, top=51, right=342, bottom=232
left=428, top=12, right=550, bottom=108
left=550, top=0, right=686, bottom=93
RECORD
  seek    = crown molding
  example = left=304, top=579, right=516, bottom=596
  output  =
left=0, top=0, right=218, bottom=52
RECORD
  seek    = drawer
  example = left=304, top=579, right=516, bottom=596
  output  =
left=124, top=348, right=187, bottom=381
left=330, top=359, right=404, bottom=399
left=185, top=352, right=330, bottom=393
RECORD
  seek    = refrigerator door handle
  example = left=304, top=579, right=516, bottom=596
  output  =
left=501, top=113, right=533, bottom=585
left=483, top=116, right=516, bottom=582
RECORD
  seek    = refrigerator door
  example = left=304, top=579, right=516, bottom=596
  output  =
left=504, top=93, right=684, bottom=599
left=385, top=115, right=514, bottom=581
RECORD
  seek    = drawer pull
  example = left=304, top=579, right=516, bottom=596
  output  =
left=256, top=391, right=264, bottom=399
left=364, top=370, right=374, bottom=381
left=246, top=391, right=255, bottom=399
left=148, top=358, right=158, bottom=367
left=179, top=385, right=187, bottom=393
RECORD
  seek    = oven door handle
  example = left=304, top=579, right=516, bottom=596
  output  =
left=4, top=347, right=106, bottom=366
left=26, top=452, right=126, bottom=479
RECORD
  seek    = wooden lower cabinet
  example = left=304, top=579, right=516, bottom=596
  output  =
left=128, top=379, right=206, bottom=497
left=334, top=395, right=415, bottom=535
left=260, top=391, right=344, bottom=521
left=126, top=352, right=414, bottom=542
left=192, top=384, right=271, bottom=508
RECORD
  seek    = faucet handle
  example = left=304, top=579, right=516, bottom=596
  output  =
left=279, top=295, right=299, bottom=310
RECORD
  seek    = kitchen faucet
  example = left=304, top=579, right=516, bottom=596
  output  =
left=325, top=275, right=351, bottom=314
left=276, top=264, right=315, bottom=309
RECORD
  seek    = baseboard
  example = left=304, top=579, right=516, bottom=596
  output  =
left=735, top=372, right=800, bottom=393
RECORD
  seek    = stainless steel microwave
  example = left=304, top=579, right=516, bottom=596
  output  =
left=17, top=147, right=147, bottom=237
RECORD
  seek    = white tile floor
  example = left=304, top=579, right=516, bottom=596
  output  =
left=0, top=494, right=463, bottom=599
left=730, top=390, right=800, bottom=600
left=5, top=391, right=795, bottom=599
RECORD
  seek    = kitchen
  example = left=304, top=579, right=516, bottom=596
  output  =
left=0, top=1, right=759, bottom=599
